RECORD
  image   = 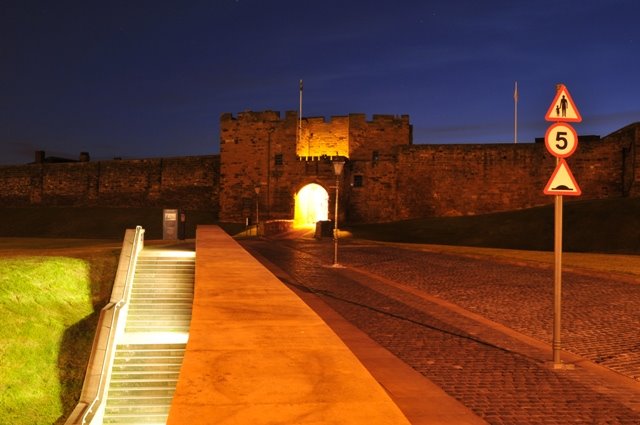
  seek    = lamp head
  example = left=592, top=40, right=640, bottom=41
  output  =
left=332, top=158, right=345, bottom=176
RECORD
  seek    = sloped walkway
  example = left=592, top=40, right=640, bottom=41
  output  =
left=168, top=225, right=439, bottom=424
left=241, top=236, right=640, bottom=424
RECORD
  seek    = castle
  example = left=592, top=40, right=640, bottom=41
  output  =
left=1, top=110, right=639, bottom=227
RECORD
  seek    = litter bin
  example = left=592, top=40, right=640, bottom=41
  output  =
left=163, top=209, right=179, bottom=240
left=314, top=220, right=333, bottom=239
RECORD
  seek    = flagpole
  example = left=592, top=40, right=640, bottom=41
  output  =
left=514, top=81, right=518, bottom=144
left=298, top=79, right=304, bottom=156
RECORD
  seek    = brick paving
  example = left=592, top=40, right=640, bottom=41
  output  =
left=241, top=237, right=640, bottom=425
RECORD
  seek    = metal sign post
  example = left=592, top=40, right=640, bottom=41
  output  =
left=543, top=84, right=582, bottom=368
left=553, top=191, right=563, bottom=365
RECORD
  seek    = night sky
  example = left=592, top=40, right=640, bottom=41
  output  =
left=2, top=0, right=639, bottom=165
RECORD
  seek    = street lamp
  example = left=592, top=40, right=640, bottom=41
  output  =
left=332, top=158, right=345, bottom=267
left=254, top=185, right=260, bottom=235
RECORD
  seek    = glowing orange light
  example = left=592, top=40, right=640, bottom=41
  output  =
left=294, top=183, right=329, bottom=228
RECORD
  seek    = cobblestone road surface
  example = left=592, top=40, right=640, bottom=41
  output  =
left=241, top=237, right=640, bottom=425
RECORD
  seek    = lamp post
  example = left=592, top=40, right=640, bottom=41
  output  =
left=254, top=185, right=260, bottom=235
left=332, top=158, right=345, bottom=267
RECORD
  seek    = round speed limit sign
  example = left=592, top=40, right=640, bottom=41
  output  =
left=545, top=122, right=578, bottom=158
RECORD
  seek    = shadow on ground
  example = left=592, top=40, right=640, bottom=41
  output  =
left=55, top=253, right=119, bottom=424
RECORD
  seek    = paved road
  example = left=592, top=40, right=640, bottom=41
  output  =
left=241, top=237, right=640, bottom=425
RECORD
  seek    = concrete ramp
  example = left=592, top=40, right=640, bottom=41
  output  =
left=167, top=225, right=411, bottom=425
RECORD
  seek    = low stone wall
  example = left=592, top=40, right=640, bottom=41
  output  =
left=0, top=155, right=220, bottom=213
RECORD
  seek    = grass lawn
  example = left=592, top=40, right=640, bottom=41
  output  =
left=348, top=197, right=640, bottom=254
left=0, top=242, right=119, bottom=425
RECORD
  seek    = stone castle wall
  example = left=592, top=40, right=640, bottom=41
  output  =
left=219, top=111, right=639, bottom=224
left=393, top=135, right=631, bottom=219
left=219, top=111, right=412, bottom=223
left=0, top=155, right=220, bottom=212
left=1, top=110, right=638, bottom=225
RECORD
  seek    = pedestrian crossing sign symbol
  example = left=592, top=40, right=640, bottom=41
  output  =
left=545, top=84, right=582, bottom=123
left=544, top=159, right=581, bottom=196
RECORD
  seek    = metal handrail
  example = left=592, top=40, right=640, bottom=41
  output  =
left=64, top=226, right=145, bottom=425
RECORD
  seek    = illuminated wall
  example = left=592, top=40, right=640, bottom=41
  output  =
left=297, top=116, right=350, bottom=158
left=219, top=111, right=412, bottom=223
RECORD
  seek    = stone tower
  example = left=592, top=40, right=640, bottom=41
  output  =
left=218, top=111, right=412, bottom=224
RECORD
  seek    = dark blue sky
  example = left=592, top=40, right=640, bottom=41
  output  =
left=2, top=0, right=639, bottom=165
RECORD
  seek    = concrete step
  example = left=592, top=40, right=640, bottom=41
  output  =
left=132, top=284, right=193, bottom=289
left=130, top=290, right=194, bottom=298
left=136, top=260, right=193, bottom=264
left=102, top=410, right=170, bottom=424
left=135, top=270, right=194, bottom=275
left=136, top=271, right=194, bottom=276
left=128, top=304, right=192, bottom=312
left=127, top=307, right=191, bottom=321
left=135, top=267, right=194, bottom=271
left=126, top=317, right=191, bottom=324
left=105, top=406, right=170, bottom=416
left=129, top=297, right=193, bottom=304
left=125, top=325, right=190, bottom=333
left=137, top=258, right=195, bottom=263
left=128, top=304, right=192, bottom=311
left=136, top=261, right=194, bottom=264
left=111, top=370, right=181, bottom=380
left=132, top=284, right=193, bottom=290
left=126, top=318, right=191, bottom=327
left=112, top=362, right=183, bottom=372
left=106, top=386, right=177, bottom=398
left=133, top=280, right=192, bottom=286
left=109, top=375, right=178, bottom=391
left=132, top=279, right=194, bottom=285
left=131, top=288, right=193, bottom=294
left=115, top=344, right=186, bottom=358
left=134, top=274, right=194, bottom=279
left=113, top=353, right=185, bottom=361
left=126, top=314, right=190, bottom=321
left=133, top=280, right=194, bottom=286
left=134, top=276, right=193, bottom=280
left=130, top=293, right=193, bottom=299
left=133, top=275, right=194, bottom=281
left=138, top=256, right=194, bottom=258
left=134, top=269, right=195, bottom=274
left=130, top=297, right=193, bottom=303
left=104, top=395, right=175, bottom=406
left=103, top=252, right=193, bottom=424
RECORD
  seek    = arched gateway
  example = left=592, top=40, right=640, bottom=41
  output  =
left=218, top=111, right=412, bottom=225
left=294, top=183, right=329, bottom=227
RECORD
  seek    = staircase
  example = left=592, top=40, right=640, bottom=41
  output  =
left=102, top=249, right=195, bottom=425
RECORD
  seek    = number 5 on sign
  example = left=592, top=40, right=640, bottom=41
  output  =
left=545, top=122, right=578, bottom=158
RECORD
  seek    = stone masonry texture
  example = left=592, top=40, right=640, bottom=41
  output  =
left=1, top=112, right=639, bottom=223
left=0, top=155, right=220, bottom=212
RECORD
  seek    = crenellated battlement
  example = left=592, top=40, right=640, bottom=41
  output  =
left=3, top=112, right=639, bottom=226
left=220, top=111, right=410, bottom=126
left=220, top=110, right=412, bottom=157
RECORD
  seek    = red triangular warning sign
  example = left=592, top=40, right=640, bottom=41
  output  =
left=545, top=84, right=582, bottom=123
left=544, top=159, right=581, bottom=196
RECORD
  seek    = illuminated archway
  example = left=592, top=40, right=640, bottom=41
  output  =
left=294, top=183, right=329, bottom=228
